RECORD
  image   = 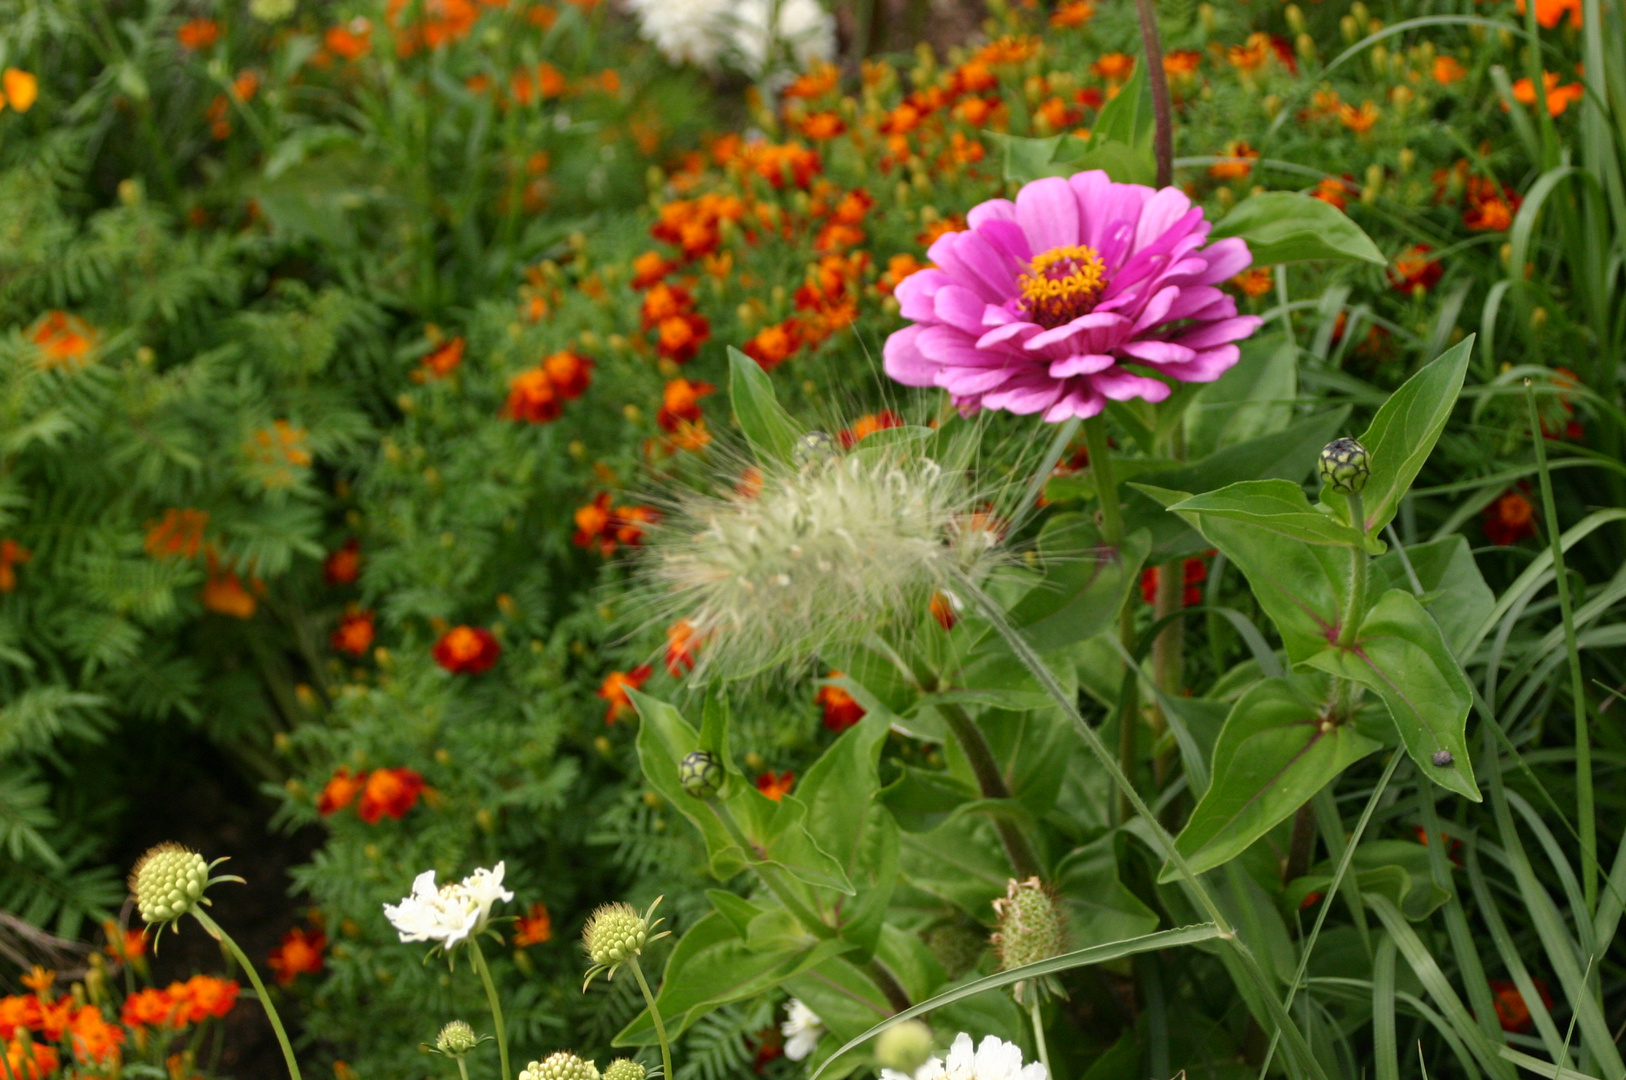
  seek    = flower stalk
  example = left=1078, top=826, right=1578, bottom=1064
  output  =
left=468, top=939, right=510, bottom=1080
left=627, top=958, right=672, bottom=1080
left=191, top=909, right=302, bottom=1080
left=939, top=703, right=1042, bottom=881
left=1132, top=0, right=1175, bottom=187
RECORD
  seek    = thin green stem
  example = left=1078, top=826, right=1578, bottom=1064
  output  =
left=456, top=1056, right=471, bottom=1080
left=709, top=799, right=834, bottom=939
left=191, top=909, right=302, bottom=1080
left=940, top=703, right=1042, bottom=880
left=468, top=939, right=510, bottom=1080
left=628, top=958, right=674, bottom=1080
left=1524, top=380, right=1594, bottom=913
left=1028, top=997, right=1051, bottom=1076
left=1338, top=492, right=1368, bottom=648
left=1083, top=415, right=1142, bottom=825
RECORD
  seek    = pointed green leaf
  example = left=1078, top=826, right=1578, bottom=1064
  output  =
left=1353, top=337, right=1474, bottom=536
left=1010, top=517, right=1150, bottom=651
left=1171, top=479, right=1370, bottom=547
left=1209, top=192, right=1386, bottom=265
left=728, top=345, right=803, bottom=464
left=1370, top=535, right=1494, bottom=659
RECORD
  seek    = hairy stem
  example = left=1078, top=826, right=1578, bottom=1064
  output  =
left=1283, top=802, right=1317, bottom=886
left=1132, top=0, right=1175, bottom=187
left=1337, top=492, right=1367, bottom=648
left=629, top=958, right=674, bottom=1080
left=191, top=910, right=301, bottom=1080
left=940, top=703, right=1042, bottom=881
left=468, top=939, right=510, bottom=1080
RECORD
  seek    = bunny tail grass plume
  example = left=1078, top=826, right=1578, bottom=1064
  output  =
left=637, top=430, right=1011, bottom=680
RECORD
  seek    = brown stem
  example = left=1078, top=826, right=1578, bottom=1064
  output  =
left=1132, top=0, right=1175, bottom=188
left=867, top=958, right=913, bottom=1014
left=1284, top=802, right=1317, bottom=886
left=940, top=704, right=1043, bottom=881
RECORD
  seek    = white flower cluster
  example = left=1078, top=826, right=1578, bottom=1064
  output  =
left=621, top=0, right=835, bottom=79
left=781, top=998, right=825, bottom=1061
left=384, top=862, right=513, bottom=951
left=883, top=1034, right=1048, bottom=1080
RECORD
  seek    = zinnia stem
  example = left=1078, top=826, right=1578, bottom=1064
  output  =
left=1083, top=415, right=1141, bottom=825
left=1132, top=0, right=1175, bottom=188
left=468, top=939, right=510, bottom=1080
left=939, top=703, right=1043, bottom=881
left=628, top=957, right=674, bottom=1080
left=1337, top=493, right=1367, bottom=649
left=190, top=910, right=302, bottom=1080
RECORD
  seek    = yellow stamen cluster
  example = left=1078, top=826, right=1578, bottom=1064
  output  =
left=1018, top=245, right=1106, bottom=328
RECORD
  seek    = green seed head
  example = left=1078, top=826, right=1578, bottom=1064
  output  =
left=793, top=430, right=838, bottom=469
left=875, top=1021, right=934, bottom=1073
left=603, top=1060, right=645, bottom=1080
left=922, top=923, right=985, bottom=980
left=1318, top=437, right=1370, bottom=495
left=436, top=1021, right=478, bottom=1058
left=678, top=750, right=723, bottom=799
left=583, top=902, right=648, bottom=967
left=129, top=843, right=211, bottom=926
left=990, top=877, right=1067, bottom=972
left=520, top=1053, right=600, bottom=1080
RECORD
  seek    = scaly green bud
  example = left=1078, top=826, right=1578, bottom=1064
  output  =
left=793, top=430, right=838, bottom=469
left=1318, top=437, right=1370, bottom=495
left=519, top=1053, right=600, bottom=1080
left=603, top=1060, right=645, bottom=1080
left=990, top=877, right=1068, bottom=972
left=875, top=1021, right=934, bottom=1073
left=436, top=1022, right=479, bottom=1058
left=584, top=903, right=647, bottom=967
left=678, top=750, right=723, bottom=799
left=130, top=843, right=211, bottom=926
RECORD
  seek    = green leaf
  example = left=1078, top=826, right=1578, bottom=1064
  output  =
left=1086, top=59, right=1154, bottom=158
left=1066, top=139, right=1156, bottom=186
left=1171, top=479, right=1371, bottom=548
left=1304, top=589, right=1480, bottom=800
left=1054, top=835, right=1159, bottom=946
left=1185, top=333, right=1298, bottom=459
left=1370, top=535, right=1494, bottom=659
left=1168, top=674, right=1383, bottom=879
left=1351, top=337, right=1474, bottom=536
left=727, top=345, right=802, bottom=464
left=881, top=765, right=978, bottom=833
left=1209, top=192, right=1386, bottom=266
left=898, top=814, right=1011, bottom=919
left=807, top=924, right=1225, bottom=1079
left=996, top=132, right=1068, bottom=184
left=1010, top=518, right=1151, bottom=651
left=631, top=689, right=747, bottom=879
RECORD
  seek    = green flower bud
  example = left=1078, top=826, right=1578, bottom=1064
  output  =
left=583, top=903, right=648, bottom=967
left=130, top=843, right=211, bottom=926
left=990, top=877, right=1067, bottom=972
left=436, top=1022, right=478, bottom=1058
left=875, top=1021, right=934, bottom=1073
left=1319, top=437, right=1370, bottom=495
left=923, top=923, right=986, bottom=981
left=678, top=750, right=723, bottom=799
left=603, top=1060, right=645, bottom=1080
left=519, top=1053, right=600, bottom=1080
left=793, top=430, right=838, bottom=469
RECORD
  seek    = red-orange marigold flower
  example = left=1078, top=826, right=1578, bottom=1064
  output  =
left=1389, top=244, right=1444, bottom=294
left=1463, top=176, right=1521, bottom=232
left=0, top=539, right=30, bottom=593
left=815, top=674, right=865, bottom=733
left=1232, top=267, right=1274, bottom=298
left=121, top=988, right=179, bottom=1030
left=5, top=1038, right=59, bottom=1080
left=145, top=509, right=209, bottom=561
left=324, top=538, right=361, bottom=586
left=1310, top=176, right=1352, bottom=211
left=665, top=620, right=700, bottom=676
left=102, top=920, right=146, bottom=964
left=838, top=410, right=904, bottom=449
left=1164, top=50, right=1202, bottom=77
left=1514, top=0, right=1582, bottom=28
left=1210, top=140, right=1257, bottom=179
left=1050, top=0, right=1095, bottom=27
left=513, top=903, right=553, bottom=946
left=69, top=1004, right=124, bottom=1064
left=421, top=337, right=465, bottom=378
left=1091, top=53, right=1135, bottom=83
left=1433, top=56, right=1467, bottom=85
left=1510, top=72, right=1584, bottom=117
left=1489, top=978, right=1553, bottom=1033
left=742, top=321, right=800, bottom=370
left=433, top=626, right=501, bottom=674
left=332, top=609, right=375, bottom=656
left=574, top=493, right=615, bottom=553
left=357, top=767, right=426, bottom=823
left=930, top=591, right=959, bottom=631
left=325, top=18, right=373, bottom=60
left=1, top=70, right=37, bottom=114
left=316, top=767, right=368, bottom=815
left=504, top=368, right=562, bottom=423
left=177, top=18, right=221, bottom=49
left=755, top=770, right=795, bottom=801
left=799, top=112, right=846, bottom=140
left=782, top=63, right=839, bottom=100
left=598, top=665, right=653, bottom=724
left=170, top=977, right=238, bottom=1025
left=31, top=311, right=99, bottom=369
left=542, top=351, right=592, bottom=400
left=1140, top=557, right=1209, bottom=608
left=631, top=251, right=674, bottom=289
left=655, top=312, right=710, bottom=363
left=657, top=378, right=715, bottom=432
left=268, top=928, right=327, bottom=985
left=1484, top=489, right=1538, bottom=545
left=202, top=569, right=256, bottom=619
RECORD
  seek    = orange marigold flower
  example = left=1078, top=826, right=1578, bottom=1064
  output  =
left=1140, top=557, right=1209, bottom=607
left=0, top=996, right=40, bottom=1040
left=1310, top=176, right=1352, bottom=211
left=268, top=927, right=327, bottom=985
left=504, top=368, right=562, bottom=423
left=324, top=538, right=361, bottom=586
left=614, top=505, right=658, bottom=548
left=755, top=770, right=795, bottom=801
left=325, top=18, right=373, bottom=60
left=1337, top=100, right=1381, bottom=134
left=1515, top=0, right=1582, bottom=28
left=433, top=626, right=501, bottom=674
left=1463, top=176, right=1521, bottom=231
left=631, top=251, right=674, bottom=289
left=102, top=920, right=147, bottom=964
left=202, top=568, right=256, bottom=619
left=18, top=970, right=51, bottom=997
left=1091, top=53, right=1135, bottom=83
left=233, top=69, right=260, bottom=103
left=975, top=35, right=1041, bottom=67
left=743, top=321, right=801, bottom=370
left=930, top=590, right=959, bottom=630
left=879, top=253, right=925, bottom=295
left=1035, top=95, right=1077, bottom=130
left=316, top=767, right=367, bottom=815
left=1484, top=489, right=1537, bottom=545
left=1232, top=266, right=1274, bottom=298
left=1164, top=50, right=1202, bottom=77
left=598, top=665, right=653, bottom=724
left=0, top=539, right=30, bottom=593
left=357, top=767, right=426, bottom=823
left=31, top=311, right=98, bottom=369
left=1388, top=244, right=1444, bottom=294
left=513, top=903, right=553, bottom=946
left=5, top=1038, right=59, bottom=1080
left=121, top=988, right=180, bottom=1030
left=1226, top=32, right=1283, bottom=73
left=640, top=281, right=695, bottom=328
left=543, top=350, right=593, bottom=399
left=1510, top=72, right=1585, bottom=116
left=1489, top=978, right=1553, bottom=1033
left=838, top=410, right=904, bottom=449
left=573, top=492, right=615, bottom=553
left=421, top=336, right=465, bottom=378
left=1433, top=56, right=1467, bottom=84
left=332, top=608, right=376, bottom=656
left=782, top=63, right=839, bottom=100
left=177, top=18, right=221, bottom=49
left=0, top=69, right=36, bottom=114
left=1050, top=0, right=1095, bottom=27
left=657, top=377, right=715, bottom=432
left=1209, top=140, right=1257, bottom=179
left=170, top=977, right=238, bottom=1024
left=815, top=674, right=865, bottom=733
left=69, top=1004, right=124, bottom=1064
left=799, top=112, right=846, bottom=140
left=665, top=619, right=700, bottom=676
left=145, top=509, right=209, bottom=561
left=34, top=996, right=71, bottom=1041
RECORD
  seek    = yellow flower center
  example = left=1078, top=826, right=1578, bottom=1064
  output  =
left=1017, top=245, right=1106, bottom=329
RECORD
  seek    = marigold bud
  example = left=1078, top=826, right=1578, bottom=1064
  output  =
left=990, top=877, right=1067, bottom=972
left=583, top=903, right=648, bottom=967
left=678, top=750, right=724, bottom=798
left=130, top=843, right=210, bottom=925
left=603, top=1060, right=645, bottom=1080
left=793, top=431, right=838, bottom=469
left=1318, top=438, right=1370, bottom=494
left=875, top=1021, right=934, bottom=1072
left=520, top=1053, right=600, bottom=1080
left=436, top=1021, right=478, bottom=1058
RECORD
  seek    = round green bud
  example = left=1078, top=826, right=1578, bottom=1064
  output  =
left=603, top=1060, right=645, bottom=1080
left=583, top=902, right=648, bottom=967
left=129, top=843, right=211, bottom=926
left=875, top=1021, right=934, bottom=1073
left=793, top=430, right=838, bottom=468
left=519, top=1053, right=600, bottom=1080
left=990, top=877, right=1067, bottom=972
left=436, top=1021, right=478, bottom=1058
left=678, top=750, right=723, bottom=799
left=1318, top=437, right=1370, bottom=495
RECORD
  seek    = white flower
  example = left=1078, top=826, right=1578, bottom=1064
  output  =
left=383, top=862, right=514, bottom=951
left=781, top=998, right=825, bottom=1062
left=622, top=0, right=731, bottom=68
left=726, top=0, right=837, bottom=79
left=887, top=1034, right=1047, bottom=1080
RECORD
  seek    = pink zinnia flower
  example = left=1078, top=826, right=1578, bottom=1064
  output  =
left=884, top=172, right=1263, bottom=421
